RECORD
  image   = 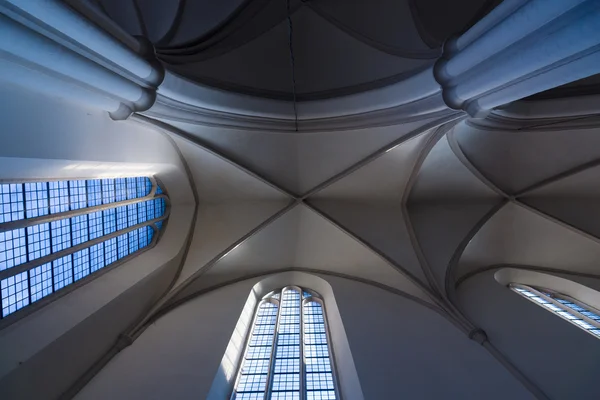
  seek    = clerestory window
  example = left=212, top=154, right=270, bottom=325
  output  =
left=232, top=287, right=339, bottom=400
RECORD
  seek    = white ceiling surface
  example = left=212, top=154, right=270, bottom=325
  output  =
left=455, top=124, right=600, bottom=194
left=171, top=135, right=290, bottom=285
left=308, top=131, right=433, bottom=283
left=182, top=203, right=434, bottom=305
left=520, top=165, right=600, bottom=239
left=163, top=117, right=441, bottom=195
left=166, top=114, right=600, bottom=306
left=406, top=134, right=503, bottom=289
left=458, top=202, right=600, bottom=279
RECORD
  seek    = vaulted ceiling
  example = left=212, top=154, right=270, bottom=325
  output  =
left=95, top=0, right=500, bottom=100
left=130, top=97, right=600, bottom=317
left=82, top=0, right=600, bottom=323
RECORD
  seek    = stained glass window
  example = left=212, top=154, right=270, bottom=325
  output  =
left=232, top=287, right=338, bottom=400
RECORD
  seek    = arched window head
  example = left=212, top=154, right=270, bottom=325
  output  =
left=510, top=283, right=600, bottom=338
left=0, top=177, right=168, bottom=325
left=232, top=286, right=339, bottom=400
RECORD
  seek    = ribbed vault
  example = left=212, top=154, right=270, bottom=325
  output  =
left=134, top=94, right=600, bottom=335
left=92, top=0, right=496, bottom=100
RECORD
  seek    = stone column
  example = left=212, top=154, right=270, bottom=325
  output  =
left=0, top=0, right=164, bottom=119
left=435, top=0, right=600, bottom=117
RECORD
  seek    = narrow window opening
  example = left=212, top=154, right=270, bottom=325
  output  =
left=510, top=283, right=600, bottom=338
left=0, top=177, right=168, bottom=321
left=232, top=287, right=339, bottom=400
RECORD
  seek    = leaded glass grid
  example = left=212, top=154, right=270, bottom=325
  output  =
left=511, top=284, right=600, bottom=338
left=0, top=177, right=167, bottom=321
left=232, top=287, right=338, bottom=400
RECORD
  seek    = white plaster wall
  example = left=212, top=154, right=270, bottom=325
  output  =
left=0, top=82, right=195, bottom=398
left=457, top=270, right=600, bottom=400
left=0, top=81, right=194, bottom=205
left=76, top=275, right=533, bottom=399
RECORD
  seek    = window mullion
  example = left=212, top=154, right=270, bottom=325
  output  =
left=265, top=293, right=283, bottom=400
left=0, top=215, right=167, bottom=281
left=0, top=195, right=167, bottom=234
left=512, top=284, right=600, bottom=330
left=300, top=297, right=306, bottom=400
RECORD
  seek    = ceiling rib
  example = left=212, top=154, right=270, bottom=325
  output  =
left=134, top=112, right=472, bottom=331
left=515, top=157, right=600, bottom=197
left=401, top=120, right=485, bottom=330
left=133, top=114, right=298, bottom=199
left=304, top=202, right=434, bottom=293
left=152, top=267, right=463, bottom=331
left=127, top=200, right=299, bottom=337
left=402, top=120, right=465, bottom=296
left=444, top=199, right=508, bottom=299
left=446, top=129, right=510, bottom=199
left=513, top=200, right=600, bottom=246
left=455, top=263, right=600, bottom=289
left=446, top=121, right=600, bottom=281
left=300, top=113, right=464, bottom=199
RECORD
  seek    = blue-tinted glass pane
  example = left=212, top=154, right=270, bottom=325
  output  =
left=241, top=359, right=270, bottom=375
left=115, top=178, right=127, bottom=202
left=87, top=180, right=102, bottom=207
left=271, top=393, right=300, bottom=400
left=27, top=224, right=50, bottom=261
left=88, top=211, right=103, bottom=240
left=272, top=373, right=299, bottom=391
left=25, top=182, right=48, bottom=217
left=116, top=206, right=128, bottom=230
left=276, top=345, right=299, bottom=359
left=306, top=391, right=336, bottom=400
left=304, top=345, right=329, bottom=358
left=90, top=243, right=104, bottom=272
left=154, top=198, right=166, bottom=219
left=128, top=229, right=139, bottom=253
left=103, top=208, right=116, bottom=235
left=0, top=184, right=24, bottom=223
left=104, top=237, right=117, bottom=265
left=126, top=178, right=137, bottom=200
left=146, top=226, right=154, bottom=247
left=101, top=179, right=115, bottom=204
left=1, top=271, right=29, bottom=317
left=146, top=199, right=155, bottom=221
left=306, top=373, right=335, bottom=390
left=235, top=394, right=263, bottom=400
left=52, top=255, right=73, bottom=291
left=138, top=227, right=149, bottom=248
left=513, top=286, right=600, bottom=339
left=156, top=184, right=163, bottom=195
left=305, top=357, right=332, bottom=373
left=137, top=201, right=148, bottom=223
left=127, top=204, right=138, bottom=227
left=117, top=233, right=129, bottom=259
left=236, top=374, right=267, bottom=393
left=29, top=262, right=52, bottom=302
left=144, top=178, right=152, bottom=196
left=69, top=180, right=87, bottom=210
left=0, top=228, right=27, bottom=271
left=73, top=248, right=90, bottom=281
left=49, top=181, right=69, bottom=214
left=51, top=219, right=71, bottom=253
left=136, top=177, right=147, bottom=197
left=155, top=221, right=163, bottom=231
left=274, top=358, right=299, bottom=374
left=71, top=215, right=89, bottom=245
